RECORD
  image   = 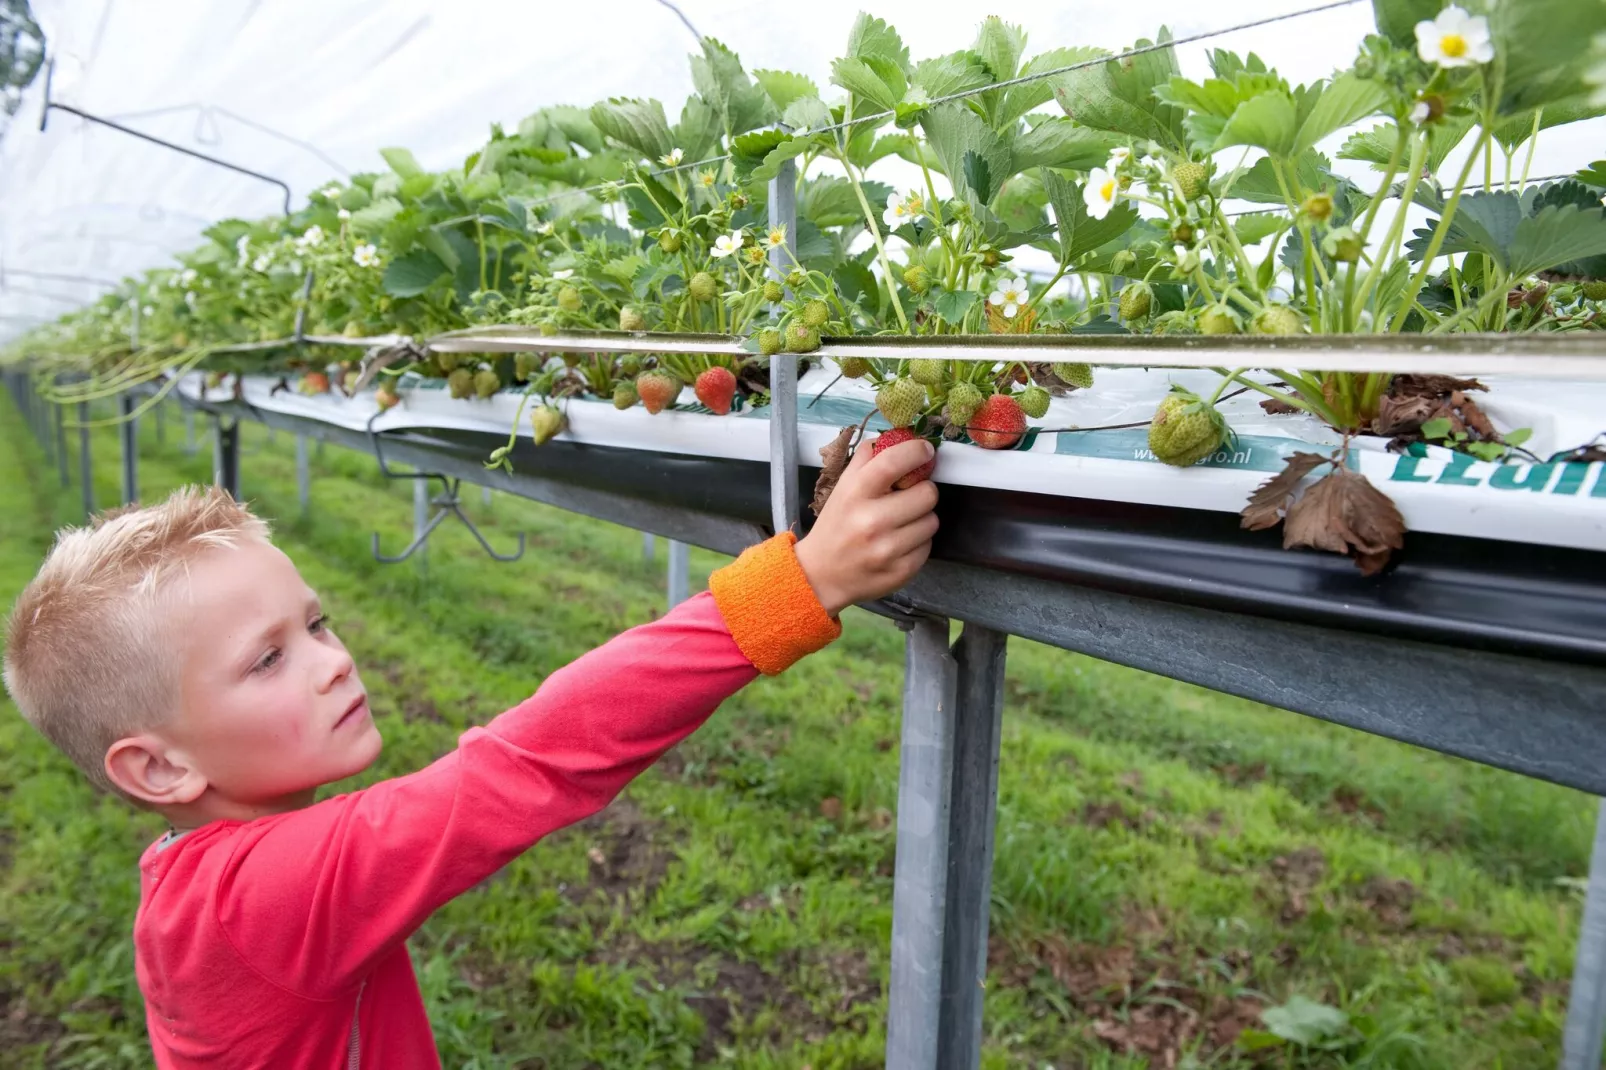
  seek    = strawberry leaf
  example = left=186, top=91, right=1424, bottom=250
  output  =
left=1241, top=451, right=1330, bottom=531
left=810, top=426, right=857, bottom=517
left=1283, top=468, right=1406, bottom=575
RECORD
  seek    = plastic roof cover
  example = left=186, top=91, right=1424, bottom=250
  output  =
left=1, top=0, right=1601, bottom=343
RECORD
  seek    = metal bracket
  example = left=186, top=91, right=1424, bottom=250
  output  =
left=365, top=413, right=524, bottom=564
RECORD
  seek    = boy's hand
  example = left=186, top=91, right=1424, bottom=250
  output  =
left=795, top=437, right=940, bottom=617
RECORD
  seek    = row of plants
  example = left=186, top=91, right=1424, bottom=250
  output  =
left=7, top=0, right=1606, bottom=572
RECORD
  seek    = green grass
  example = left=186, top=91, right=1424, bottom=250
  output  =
left=0, top=392, right=1598, bottom=1068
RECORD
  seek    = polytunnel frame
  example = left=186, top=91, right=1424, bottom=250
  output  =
left=7, top=37, right=1606, bottom=1067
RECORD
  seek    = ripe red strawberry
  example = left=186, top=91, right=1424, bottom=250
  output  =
left=375, top=383, right=401, bottom=411
left=872, top=427, right=936, bottom=489
left=636, top=370, right=681, bottom=414
left=968, top=393, right=1026, bottom=450
left=300, top=372, right=329, bottom=395
left=694, top=366, right=737, bottom=415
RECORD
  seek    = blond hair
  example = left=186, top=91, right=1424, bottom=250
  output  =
left=3, top=485, right=272, bottom=799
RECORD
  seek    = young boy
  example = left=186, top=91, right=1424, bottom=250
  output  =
left=2, top=435, right=940, bottom=1069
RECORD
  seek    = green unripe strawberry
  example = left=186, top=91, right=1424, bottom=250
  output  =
left=837, top=356, right=871, bottom=379
left=447, top=368, right=475, bottom=399
left=613, top=381, right=639, bottom=410
left=802, top=300, right=829, bottom=328
left=619, top=307, right=646, bottom=332
left=1301, top=192, right=1335, bottom=222
left=1118, top=281, right=1153, bottom=321
left=763, top=280, right=785, bottom=303
left=758, top=328, right=782, bottom=356
left=557, top=286, right=582, bottom=312
left=473, top=367, right=501, bottom=398
left=904, top=265, right=931, bottom=294
left=1018, top=385, right=1051, bottom=419
left=786, top=268, right=806, bottom=289
left=658, top=230, right=683, bottom=253
left=910, top=359, right=946, bottom=386
left=539, top=322, right=559, bottom=337
left=515, top=353, right=541, bottom=381
left=1198, top=305, right=1240, bottom=335
left=1170, top=222, right=1195, bottom=246
left=437, top=351, right=461, bottom=373
left=1110, top=249, right=1138, bottom=276
left=943, top=381, right=984, bottom=426
left=530, top=404, right=567, bottom=445
left=1252, top=305, right=1305, bottom=336
left=1174, top=161, right=1210, bottom=201
left=1053, top=363, right=1094, bottom=390
left=1582, top=280, right=1606, bottom=301
left=689, top=272, right=718, bottom=302
left=785, top=322, right=820, bottom=353
left=620, top=355, right=642, bottom=378
left=1153, top=310, right=1196, bottom=336
left=1148, top=389, right=1229, bottom=467
left=343, top=320, right=364, bottom=339
left=877, top=378, right=926, bottom=428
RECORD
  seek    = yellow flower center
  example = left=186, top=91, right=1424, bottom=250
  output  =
left=1439, top=33, right=1467, bottom=58
left=1100, top=180, right=1116, bottom=201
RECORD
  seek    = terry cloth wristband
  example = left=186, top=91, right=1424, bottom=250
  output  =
left=709, top=532, right=842, bottom=676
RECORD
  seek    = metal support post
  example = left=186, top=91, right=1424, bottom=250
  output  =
left=643, top=532, right=656, bottom=562
left=767, top=154, right=800, bottom=539
left=667, top=539, right=690, bottom=609
left=55, top=401, right=68, bottom=488
left=78, top=401, right=95, bottom=517
left=184, top=409, right=197, bottom=455
left=887, top=616, right=960, bottom=1070
left=155, top=400, right=166, bottom=444
left=296, top=435, right=311, bottom=512
left=212, top=417, right=240, bottom=499
left=481, top=485, right=491, bottom=507
left=412, top=474, right=430, bottom=566
left=119, top=393, right=138, bottom=504
left=1561, top=798, right=1606, bottom=1070
left=937, top=624, right=1009, bottom=1070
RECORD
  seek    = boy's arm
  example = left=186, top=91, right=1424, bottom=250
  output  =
left=215, top=533, right=841, bottom=998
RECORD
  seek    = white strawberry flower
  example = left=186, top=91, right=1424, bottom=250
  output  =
left=338, top=208, right=352, bottom=221
left=184, top=291, right=198, bottom=310
left=988, top=276, right=1030, bottom=319
left=761, top=225, right=787, bottom=250
left=883, top=190, right=924, bottom=230
left=1408, top=100, right=1432, bottom=125
left=660, top=147, right=685, bottom=168
left=1174, top=244, right=1201, bottom=274
left=711, top=230, right=744, bottom=259
left=236, top=235, right=251, bottom=267
left=1085, top=168, right=1119, bottom=220
left=1415, top=5, right=1493, bottom=67
left=180, top=268, right=197, bottom=286
left=352, top=244, right=380, bottom=268
left=537, top=221, right=555, bottom=236
left=320, top=184, right=342, bottom=200
left=296, top=225, right=325, bottom=249
left=552, top=268, right=574, bottom=280
left=251, top=254, right=272, bottom=273
left=1107, top=146, right=1131, bottom=171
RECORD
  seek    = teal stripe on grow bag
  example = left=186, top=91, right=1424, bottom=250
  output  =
left=1054, top=429, right=1350, bottom=472
left=744, top=397, right=886, bottom=430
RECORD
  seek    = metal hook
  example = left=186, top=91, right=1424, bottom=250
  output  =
left=365, top=412, right=525, bottom=564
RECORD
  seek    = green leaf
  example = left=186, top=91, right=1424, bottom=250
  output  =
left=750, top=135, right=817, bottom=183
left=831, top=56, right=905, bottom=112
left=1236, top=1028, right=1288, bottom=1053
left=1042, top=168, right=1139, bottom=265
left=833, top=260, right=880, bottom=316
left=993, top=173, right=1050, bottom=233
left=972, top=17, right=1026, bottom=81
left=1232, top=152, right=1335, bottom=204
left=934, top=288, right=980, bottom=324
left=673, top=96, right=721, bottom=163
left=1049, top=30, right=1187, bottom=149
left=731, top=129, right=792, bottom=178
left=1491, top=0, right=1606, bottom=115
left=1339, top=118, right=1471, bottom=177
left=962, top=152, right=996, bottom=205
left=1577, top=160, right=1606, bottom=188
left=911, top=51, right=995, bottom=100
left=601, top=254, right=647, bottom=285
left=589, top=98, right=675, bottom=162
left=752, top=69, right=819, bottom=112
left=1262, top=996, right=1350, bottom=1046
left=380, top=147, right=425, bottom=179
left=845, top=12, right=909, bottom=69
left=1213, top=91, right=1299, bottom=157
left=1370, top=0, right=1441, bottom=47
left=1492, top=99, right=1606, bottom=153
left=350, top=197, right=404, bottom=236
left=1421, top=416, right=1454, bottom=439
left=420, top=230, right=462, bottom=273
left=691, top=38, right=777, bottom=137
left=1233, top=212, right=1287, bottom=246
left=782, top=96, right=833, bottom=134
left=1011, top=118, right=1120, bottom=173
left=1290, top=74, right=1389, bottom=157
left=1509, top=204, right=1606, bottom=278
left=1405, top=190, right=1521, bottom=270
left=999, top=47, right=1104, bottom=129
left=801, top=175, right=888, bottom=229
left=920, top=103, right=1012, bottom=207
left=793, top=219, right=835, bottom=262
left=862, top=133, right=939, bottom=171
left=621, top=173, right=683, bottom=230
left=382, top=249, right=448, bottom=298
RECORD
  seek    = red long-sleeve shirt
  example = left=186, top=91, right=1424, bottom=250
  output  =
left=132, top=533, right=841, bottom=1069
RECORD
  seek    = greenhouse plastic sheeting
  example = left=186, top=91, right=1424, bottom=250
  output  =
left=173, top=369, right=1606, bottom=553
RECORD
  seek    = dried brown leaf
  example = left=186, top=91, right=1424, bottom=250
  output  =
left=809, top=426, right=856, bottom=517
left=1283, top=468, right=1406, bottom=573
left=1389, top=373, right=1486, bottom=399
left=351, top=341, right=426, bottom=393
left=1371, top=393, right=1440, bottom=436
left=1028, top=362, right=1073, bottom=395
left=1450, top=390, right=1499, bottom=440
left=1240, top=452, right=1330, bottom=532
left=1259, top=395, right=1301, bottom=415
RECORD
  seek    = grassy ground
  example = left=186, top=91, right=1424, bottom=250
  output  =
left=0, top=391, right=1598, bottom=1069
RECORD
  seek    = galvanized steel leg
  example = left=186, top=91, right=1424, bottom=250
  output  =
left=184, top=409, right=197, bottom=455
left=295, top=435, right=311, bottom=512
left=213, top=418, right=239, bottom=499
left=936, top=624, right=1008, bottom=1070
left=413, top=474, right=430, bottom=568
left=1561, top=797, right=1606, bottom=1070
left=55, top=401, right=68, bottom=488
left=78, top=401, right=95, bottom=517
left=887, top=616, right=959, bottom=1070
left=667, top=539, right=690, bottom=609
left=119, top=393, right=138, bottom=504
left=767, top=153, right=799, bottom=538
left=481, top=484, right=491, bottom=507
left=155, top=401, right=166, bottom=444
left=643, top=532, right=656, bottom=562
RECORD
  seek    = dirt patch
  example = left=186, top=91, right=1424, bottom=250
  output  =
left=558, top=797, right=676, bottom=905
left=1267, top=847, right=1328, bottom=923
left=0, top=988, right=67, bottom=1057
left=1078, top=800, right=1155, bottom=832
left=1211, top=760, right=1268, bottom=786
left=1357, top=876, right=1417, bottom=930
left=1330, top=786, right=1387, bottom=826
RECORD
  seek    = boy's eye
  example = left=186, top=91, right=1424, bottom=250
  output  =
left=310, top=614, right=330, bottom=634
left=253, top=648, right=282, bottom=673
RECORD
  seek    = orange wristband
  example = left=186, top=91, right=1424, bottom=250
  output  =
left=709, top=532, right=843, bottom=675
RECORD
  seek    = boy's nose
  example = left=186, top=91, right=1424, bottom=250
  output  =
left=317, top=642, right=356, bottom=690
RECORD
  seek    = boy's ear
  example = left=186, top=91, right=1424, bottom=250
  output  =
left=105, top=736, right=208, bottom=808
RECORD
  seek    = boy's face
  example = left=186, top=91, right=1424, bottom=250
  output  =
left=164, top=539, right=381, bottom=807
